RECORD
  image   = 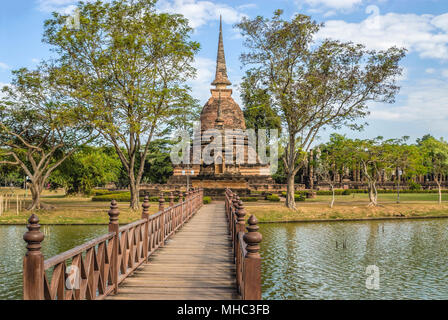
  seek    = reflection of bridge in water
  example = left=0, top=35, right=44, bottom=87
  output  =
left=22, top=188, right=261, bottom=300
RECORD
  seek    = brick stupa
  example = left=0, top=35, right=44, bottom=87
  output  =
left=169, top=17, right=272, bottom=194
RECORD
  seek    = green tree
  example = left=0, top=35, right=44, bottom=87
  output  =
left=419, top=136, right=448, bottom=204
left=142, top=139, right=175, bottom=184
left=237, top=10, right=406, bottom=209
left=50, top=146, right=122, bottom=195
left=240, top=72, right=281, bottom=138
left=387, top=137, right=425, bottom=203
left=0, top=68, right=94, bottom=209
left=44, top=0, right=200, bottom=209
left=315, top=134, right=353, bottom=208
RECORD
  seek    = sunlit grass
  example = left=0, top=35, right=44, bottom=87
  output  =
left=244, top=193, right=448, bottom=223
left=0, top=188, right=158, bottom=225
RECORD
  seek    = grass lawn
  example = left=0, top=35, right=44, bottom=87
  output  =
left=2, top=188, right=448, bottom=224
left=0, top=188, right=159, bottom=225
left=244, top=193, right=448, bottom=223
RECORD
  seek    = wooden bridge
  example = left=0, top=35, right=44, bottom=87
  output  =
left=22, top=188, right=262, bottom=300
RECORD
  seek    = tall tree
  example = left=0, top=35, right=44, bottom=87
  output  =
left=419, top=136, right=448, bottom=204
left=0, top=68, right=94, bottom=209
left=315, top=134, right=353, bottom=208
left=44, top=0, right=199, bottom=209
left=237, top=10, right=406, bottom=209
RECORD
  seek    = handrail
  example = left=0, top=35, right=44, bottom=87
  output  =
left=225, top=188, right=262, bottom=300
left=22, top=188, right=204, bottom=300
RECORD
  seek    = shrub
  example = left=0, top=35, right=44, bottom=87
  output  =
left=203, top=196, right=212, bottom=204
left=93, top=189, right=126, bottom=196
left=408, top=181, right=422, bottom=191
left=342, top=189, right=352, bottom=196
left=92, top=192, right=135, bottom=202
left=266, top=194, right=280, bottom=202
left=295, top=194, right=306, bottom=202
left=240, top=197, right=258, bottom=202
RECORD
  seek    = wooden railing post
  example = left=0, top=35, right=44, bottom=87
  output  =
left=142, top=195, right=150, bottom=262
left=108, top=200, right=120, bottom=294
left=23, top=214, right=45, bottom=300
left=242, top=215, right=262, bottom=300
left=169, top=192, right=175, bottom=207
left=159, top=192, right=165, bottom=246
left=236, top=198, right=246, bottom=233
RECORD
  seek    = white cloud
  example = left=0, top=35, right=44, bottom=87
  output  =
left=426, top=68, right=436, bottom=74
left=189, top=56, right=215, bottom=104
left=303, top=0, right=362, bottom=10
left=442, top=69, right=448, bottom=78
left=369, top=78, right=448, bottom=132
left=318, top=12, right=448, bottom=61
left=237, top=3, right=257, bottom=11
left=0, top=62, right=10, bottom=71
left=157, top=0, right=246, bottom=29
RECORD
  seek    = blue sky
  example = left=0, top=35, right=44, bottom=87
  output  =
left=1, top=0, right=448, bottom=145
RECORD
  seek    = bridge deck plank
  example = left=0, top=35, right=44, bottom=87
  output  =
left=106, top=203, right=239, bottom=300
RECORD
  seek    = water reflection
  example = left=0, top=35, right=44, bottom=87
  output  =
left=260, top=219, right=448, bottom=300
left=2, top=219, right=448, bottom=300
left=0, top=225, right=106, bottom=300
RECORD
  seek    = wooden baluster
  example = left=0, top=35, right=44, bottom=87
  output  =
left=242, top=215, right=262, bottom=300
left=169, top=192, right=174, bottom=207
left=108, top=200, right=120, bottom=294
left=23, top=214, right=45, bottom=300
left=182, top=191, right=187, bottom=225
left=142, top=195, right=150, bottom=262
left=235, top=197, right=246, bottom=287
left=186, top=190, right=190, bottom=219
left=159, top=192, right=165, bottom=246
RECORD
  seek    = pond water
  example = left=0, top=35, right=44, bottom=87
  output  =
left=0, top=225, right=106, bottom=300
left=1, top=219, right=448, bottom=300
left=260, top=219, right=448, bottom=300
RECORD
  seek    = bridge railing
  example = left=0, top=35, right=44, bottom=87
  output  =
left=22, top=188, right=203, bottom=300
left=225, top=188, right=262, bottom=300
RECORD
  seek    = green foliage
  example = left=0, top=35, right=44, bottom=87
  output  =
left=142, top=139, right=175, bottom=184
left=408, top=181, right=422, bottom=191
left=50, top=146, right=121, bottom=196
left=241, top=72, right=281, bottom=137
left=203, top=196, right=212, bottom=204
left=92, top=192, right=136, bottom=202
left=266, top=194, right=281, bottom=202
left=295, top=194, right=306, bottom=202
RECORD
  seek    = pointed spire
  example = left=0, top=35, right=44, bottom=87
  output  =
left=212, top=15, right=231, bottom=88
left=215, top=90, right=224, bottom=128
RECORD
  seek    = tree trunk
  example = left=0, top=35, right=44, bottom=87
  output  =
left=29, top=185, right=41, bottom=210
left=330, top=184, right=335, bottom=209
left=129, top=181, right=139, bottom=210
left=286, top=173, right=296, bottom=209
left=368, top=181, right=378, bottom=207
left=28, top=182, right=48, bottom=210
left=436, top=179, right=442, bottom=205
